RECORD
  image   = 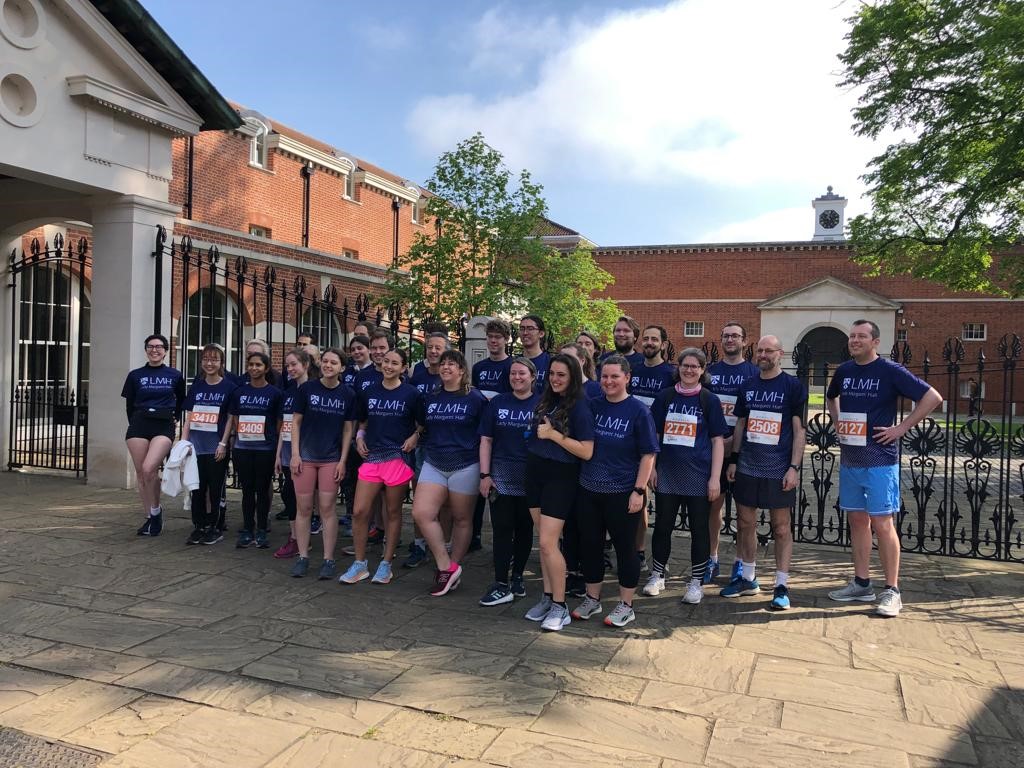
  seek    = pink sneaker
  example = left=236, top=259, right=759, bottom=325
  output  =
left=430, top=562, right=462, bottom=596
left=273, top=538, right=299, bottom=559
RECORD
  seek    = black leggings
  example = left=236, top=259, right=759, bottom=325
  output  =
left=490, top=494, right=533, bottom=583
left=190, top=454, right=229, bottom=529
left=280, top=467, right=297, bottom=521
left=653, top=492, right=710, bottom=581
left=233, top=450, right=275, bottom=533
left=579, top=489, right=641, bottom=589
left=561, top=495, right=581, bottom=572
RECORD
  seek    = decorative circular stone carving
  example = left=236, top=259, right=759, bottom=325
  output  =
left=0, top=0, right=45, bottom=49
left=0, top=70, right=41, bottom=127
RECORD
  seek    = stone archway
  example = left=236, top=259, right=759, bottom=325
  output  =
left=800, top=325, right=848, bottom=385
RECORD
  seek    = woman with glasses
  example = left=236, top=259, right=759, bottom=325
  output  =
left=180, top=343, right=237, bottom=545
left=478, top=357, right=540, bottom=606
left=122, top=334, right=185, bottom=537
left=643, top=348, right=727, bottom=604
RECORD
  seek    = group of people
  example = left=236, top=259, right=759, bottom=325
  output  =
left=120, top=314, right=940, bottom=628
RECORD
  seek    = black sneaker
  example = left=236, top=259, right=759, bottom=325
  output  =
left=510, top=574, right=526, bottom=598
left=186, top=527, right=204, bottom=545
left=137, top=517, right=153, bottom=536
left=479, top=582, right=513, bottom=606
left=291, top=556, right=310, bottom=578
left=201, top=528, right=223, bottom=545
left=236, top=530, right=254, bottom=548
left=137, top=511, right=162, bottom=537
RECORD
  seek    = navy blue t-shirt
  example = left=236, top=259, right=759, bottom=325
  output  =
left=734, top=372, right=807, bottom=479
left=121, top=364, right=185, bottom=419
left=183, top=377, right=237, bottom=455
left=598, top=351, right=644, bottom=373
left=472, top=357, right=513, bottom=400
left=530, top=351, right=550, bottom=393
left=354, top=366, right=384, bottom=394
left=409, top=362, right=440, bottom=395
left=580, top=396, right=660, bottom=494
left=418, top=388, right=488, bottom=472
left=527, top=396, right=595, bottom=464
left=584, top=379, right=603, bottom=400
left=652, top=387, right=728, bottom=496
left=292, top=379, right=356, bottom=462
left=629, top=361, right=676, bottom=407
left=708, top=359, right=759, bottom=439
left=278, top=385, right=300, bottom=466
left=479, top=391, right=540, bottom=496
left=826, top=357, right=931, bottom=468
left=356, top=381, right=421, bottom=464
left=342, top=364, right=370, bottom=390
left=229, top=383, right=283, bottom=452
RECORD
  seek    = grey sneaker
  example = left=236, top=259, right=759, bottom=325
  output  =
left=604, top=601, right=636, bottom=628
left=525, top=594, right=553, bottom=622
left=571, top=595, right=603, bottom=620
left=876, top=587, right=903, bottom=617
left=317, top=559, right=337, bottom=581
left=541, top=603, right=571, bottom=632
left=290, top=556, right=310, bottom=578
left=829, top=578, right=876, bottom=603
left=682, top=581, right=704, bottom=604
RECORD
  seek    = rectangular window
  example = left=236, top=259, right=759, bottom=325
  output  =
left=343, top=172, right=355, bottom=199
left=896, top=329, right=907, bottom=342
left=958, top=380, right=985, bottom=398
left=962, top=322, right=986, bottom=341
left=342, top=249, right=357, bottom=260
left=249, top=225, right=269, bottom=238
left=411, top=201, right=420, bottom=225
left=684, top=321, right=704, bottom=338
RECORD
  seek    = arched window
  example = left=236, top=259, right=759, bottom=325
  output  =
left=247, top=118, right=269, bottom=168
left=300, top=305, right=343, bottom=350
left=185, top=288, right=241, bottom=379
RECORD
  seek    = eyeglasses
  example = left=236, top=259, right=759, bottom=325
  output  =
left=756, top=348, right=782, bottom=354
left=518, top=325, right=539, bottom=332
left=679, top=364, right=702, bottom=370
left=721, top=333, right=743, bottom=340
left=201, top=357, right=221, bottom=363
left=146, top=344, right=166, bottom=351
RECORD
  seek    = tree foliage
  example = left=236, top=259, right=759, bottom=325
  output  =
left=379, top=133, right=620, bottom=338
left=841, top=0, right=1024, bottom=294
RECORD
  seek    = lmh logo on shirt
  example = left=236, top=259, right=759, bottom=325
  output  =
left=309, top=394, right=320, bottom=406
left=498, top=409, right=509, bottom=419
left=368, top=398, right=378, bottom=410
left=427, top=402, right=438, bottom=414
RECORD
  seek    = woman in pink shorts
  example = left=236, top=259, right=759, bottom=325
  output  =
left=339, top=348, right=422, bottom=585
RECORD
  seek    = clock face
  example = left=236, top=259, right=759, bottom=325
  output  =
left=819, top=209, right=840, bottom=229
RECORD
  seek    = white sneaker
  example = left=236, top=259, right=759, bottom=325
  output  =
left=876, top=587, right=903, bottom=617
left=541, top=603, right=571, bottom=632
left=682, top=581, right=704, bottom=604
left=642, top=574, right=665, bottom=596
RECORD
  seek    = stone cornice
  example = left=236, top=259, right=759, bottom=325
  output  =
left=66, top=75, right=202, bottom=135
left=266, top=134, right=356, bottom=177
left=353, top=171, right=420, bottom=203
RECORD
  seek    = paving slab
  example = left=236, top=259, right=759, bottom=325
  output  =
left=244, top=687, right=396, bottom=735
left=241, top=643, right=409, bottom=698
left=263, top=729, right=448, bottom=768
left=852, top=641, right=1004, bottom=686
left=27, top=611, right=177, bottom=653
left=121, top=626, right=282, bottom=672
left=0, top=664, right=72, bottom=713
left=638, top=680, right=784, bottom=725
left=0, top=678, right=141, bottom=739
left=17, top=643, right=154, bottom=683
left=900, top=674, right=1024, bottom=741
left=481, top=728, right=663, bottom=768
left=606, top=637, right=756, bottom=693
left=114, top=661, right=276, bottom=710
left=504, top=658, right=645, bottom=703
left=62, top=694, right=198, bottom=754
left=374, top=709, right=503, bottom=760
left=748, top=656, right=903, bottom=717
left=0, top=632, right=53, bottom=662
left=729, top=623, right=852, bottom=666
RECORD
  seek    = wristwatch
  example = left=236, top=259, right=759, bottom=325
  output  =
left=788, top=464, right=800, bottom=472
left=632, top=486, right=645, bottom=495
left=480, top=472, right=491, bottom=479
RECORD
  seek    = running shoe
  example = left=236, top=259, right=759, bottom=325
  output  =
left=138, top=511, right=162, bottom=537
left=720, top=577, right=760, bottom=598
left=255, top=530, right=270, bottom=549
left=730, top=560, right=743, bottom=582
left=682, top=581, right=704, bottom=604
left=430, top=563, right=462, bottom=596
left=273, top=538, right=299, bottom=559
left=371, top=560, right=393, bottom=584
left=317, top=559, right=337, bottom=581
left=403, top=543, right=428, bottom=569
left=341, top=545, right=356, bottom=556
left=480, top=583, right=513, bottom=606
left=185, top=527, right=204, bottom=545
left=876, top=587, right=903, bottom=617
left=366, top=526, right=384, bottom=545
left=702, top=560, right=721, bottom=585
left=200, top=527, right=223, bottom=545
left=770, top=585, right=791, bottom=610
left=565, top=572, right=586, bottom=599
left=828, top=578, right=876, bottom=603
left=510, top=574, right=526, bottom=598
left=604, top=601, right=636, bottom=628
left=525, top=594, right=553, bottom=621
left=338, top=560, right=368, bottom=584
left=310, top=515, right=322, bottom=535
left=642, top=574, right=665, bottom=596
left=339, top=518, right=353, bottom=538
left=236, top=530, right=254, bottom=548
left=571, top=595, right=603, bottom=620
left=290, top=556, right=310, bottom=578
left=541, top=603, right=571, bottom=632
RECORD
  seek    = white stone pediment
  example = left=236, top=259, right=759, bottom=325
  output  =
left=758, top=277, right=900, bottom=311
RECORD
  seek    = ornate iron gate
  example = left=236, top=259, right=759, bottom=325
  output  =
left=6, top=236, right=91, bottom=476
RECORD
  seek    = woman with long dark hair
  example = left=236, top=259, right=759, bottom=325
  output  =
left=122, top=333, right=185, bottom=537
left=522, top=353, right=595, bottom=631
left=273, top=347, right=312, bottom=559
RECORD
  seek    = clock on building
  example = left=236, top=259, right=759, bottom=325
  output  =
left=818, top=209, right=840, bottom=229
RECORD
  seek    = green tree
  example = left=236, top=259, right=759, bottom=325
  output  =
left=840, top=0, right=1024, bottom=294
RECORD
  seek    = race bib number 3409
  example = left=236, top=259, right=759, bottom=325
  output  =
left=237, top=414, right=266, bottom=442
left=746, top=410, right=782, bottom=445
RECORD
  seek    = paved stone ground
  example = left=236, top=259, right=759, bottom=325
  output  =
left=0, top=474, right=1022, bottom=767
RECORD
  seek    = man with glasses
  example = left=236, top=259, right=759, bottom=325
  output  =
left=706, top=322, right=758, bottom=583
left=826, top=320, right=941, bottom=617
left=722, top=335, right=806, bottom=610
left=518, top=315, right=549, bottom=392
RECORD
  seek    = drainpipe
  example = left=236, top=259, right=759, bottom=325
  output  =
left=184, top=136, right=194, bottom=219
left=391, top=197, right=400, bottom=267
left=301, top=162, right=314, bottom=248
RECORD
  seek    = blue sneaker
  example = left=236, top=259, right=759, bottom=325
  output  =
left=310, top=516, right=323, bottom=535
left=720, top=577, right=760, bottom=598
left=235, top=530, right=254, bottom=548
left=137, top=510, right=163, bottom=537
left=730, top=560, right=743, bottom=581
left=770, top=585, right=790, bottom=610
left=403, top=542, right=428, bottom=569
left=702, top=559, right=721, bottom=585
left=339, top=560, right=370, bottom=584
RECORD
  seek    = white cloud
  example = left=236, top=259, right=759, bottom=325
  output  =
left=408, top=0, right=874, bottom=204
left=467, top=7, right=563, bottom=78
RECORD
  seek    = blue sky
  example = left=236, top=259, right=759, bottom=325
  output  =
left=144, top=0, right=875, bottom=246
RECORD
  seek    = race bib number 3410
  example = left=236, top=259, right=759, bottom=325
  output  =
left=746, top=410, right=782, bottom=445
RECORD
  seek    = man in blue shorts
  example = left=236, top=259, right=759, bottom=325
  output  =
left=723, top=334, right=806, bottom=610
left=826, top=320, right=941, bottom=617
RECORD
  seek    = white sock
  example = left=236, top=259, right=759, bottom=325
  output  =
left=149, top=506, right=161, bottom=516
left=775, top=570, right=789, bottom=587
left=742, top=561, right=756, bottom=581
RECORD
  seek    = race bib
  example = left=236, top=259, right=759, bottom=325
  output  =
left=281, top=413, right=293, bottom=442
left=189, top=404, right=219, bottom=432
left=837, top=411, right=867, bottom=446
left=718, top=394, right=738, bottom=427
left=664, top=412, right=697, bottom=447
left=237, top=414, right=266, bottom=442
left=746, top=409, right=782, bottom=445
